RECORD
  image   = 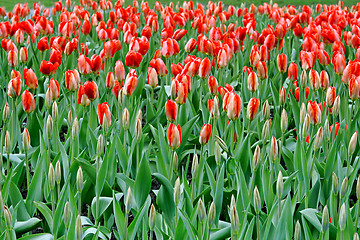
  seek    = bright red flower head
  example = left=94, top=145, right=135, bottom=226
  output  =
left=40, top=60, right=59, bottom=75
left=83, top=81, right=99, bottom=101
left=48, top=78, right=60, bottom=100
left=199, top=123, right=212, bottom=145
left=307, top=100, right=321, bottom=125
left=23, top=68, right=38, bottom=90
left=277, top=54, right=287, bottom=73
left=208, top=76, right=218, bottom=96
left=115, top=60, right=125, bottom=82
left=124, top=69, right=139, bottom=96
left=167, top=123, right=181, bottom=150
left=125, top=50, right=143, bottom=68
left=7, top=77, right=22, bottom=98
left=21, top=90, right=35, bottom=113
left=97, top=102, right=111, bottom=127
left=149, top=58, right=168, bottom=76
left=226, top=92, right=242, bottom=120
left=165, top=99, right=178, bottom=122
left=198, top=57, right=211, bottom=79
left=37, top=36, right=49, bottom=52
left=78, top=54, right=92, bottom=75
left=247, top=97, right=260, bottom=121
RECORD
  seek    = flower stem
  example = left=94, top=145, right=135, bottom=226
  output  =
left=25, top=152, right=30, bottom=190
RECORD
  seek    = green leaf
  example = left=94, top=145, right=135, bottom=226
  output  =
left=134, top=157, right=151, bottom=207
left=33, top=201, right=53, bottom=233
left=91, top=197, right=113, bottom=220
left=153, top=173, right=175, bottom=226
left=128, top=197, right=151, bottom=240
left=17, top=233, right=54, bottom=240
left=14, top=218, right=41, bottom=235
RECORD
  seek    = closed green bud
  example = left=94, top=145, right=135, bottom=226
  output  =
left=302, top=114, right=310, bottom=139
left=149, top=204, right=156, bottom=231
left=281, top=109, right=288, bottom=133
left=22, top=127, right=30, bottom=153
left=198, top=198, right=206, bottom=222
left=230, top=201, right=239, bottom=234
left=5, top=130, right=11, bottom=154
left=68, top=110, right=73, bottom=126
left=294, top=220, right=301, bottom=240
left=76, top=167, right=83, bottom=193
left=356, top=175, right=360, bottom=200
left=262, top=119, right=270, bottom=140
left=212, top=96, right=220, bottom=119
left=333, top=96, right=340, bottom=117
left=64, top=201, right=70, bottom=228
left=122, top=107, right=130, bottom=130
left=276, top=171, right=283, bottom=198
left=215, top=141, right=221, bottom=166
left=72, top=117, right=79, bottom=139
left=215, top=135, right=227, bottom=151
left=4, top=205, right=12, bottom=229
left=340, top=177, right=348, bottom=199
left=3, top=102, right=10, bottom=123
left=252, top=145, right=260, bottom=171
left=314, top=126, right=323, bottom=151
left=300, top=103, right=306, bottom=124
left=174, top=177, right=181, bottom=206
left=322, top=205, right=329, bottom=232
left=324, top=119, right=330, bottom=141
left=97, top=134, right=104, bottom=156
left=172, top=151, right=178, bottom=173
left=208, top=201, right=216, bottom=227
left=348, top=132, right=357, bottom=156
left=191, top=154, right=198, bottom=178
left=46, top=115, right=53, bottom=139
left=354, top=233, right=359, bottom=240
left=135, top=118, right=142, bottom=143
left=118, top=88, right=125, bottom=106
left=300, top=70, right=307, bottom=88
left=332, top=172, right=339, bottom=195
left=339, top=203, right=346, bottom=231
left=55, top=160, right=61, bottom=185
left=254, top=186, right=261, bottom=214
left=52, top=101, right=58, bottom=120
left=75, top=214, right=82, bottom=240
left=262, top=100, right=270, bottom=120
left=125, top=187, right=133, bottom=214
left=48, top=163, right=55, bottom=190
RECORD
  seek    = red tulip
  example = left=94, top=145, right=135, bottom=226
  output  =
left=8, top=50, right=18, bottom=68
left=7, top=77, right=22, bottom=98
left=277, top=54, right=287, bottom=73
left=173, top=80, right=188, bottom=105
left=316, top=49, right=330, bottom=66
left=185, top=38, right=197, bottom=53
left=65, top=69, right=80, bottom=92
left=78, top=85, right=90, bottom=106
left=307, top=100, right=321, bottom=125
left=37, top=36, right=49, bottom=52
left=124, top=69, right=138, bottom=96
left=256, top=60, right=267, bottom=80
left=161, top=38, right=179, bottom=58
left=247, top=97, right=260, bottom=121
left=90, top=54, right=102, bottom=73
left=217, top=48, right=227, bottom=68
left=309, top=69, right=320, bottom=91
left=349, top=76, right=360, bottom=100
left=103, top=40, right=121, bottom=58
left=320, top=70, right=329, bottom=90
left=259, top=45, right=269, bottom=62
left=300, top=51, right=315, bottom=70
left=23, top=68, right=38, bottom=90
left=332, top=52, right=346, bottom=75
left=40, top=60, right=59, bottom=75
left=147, top=67, right=158, bottom=88
left=97, top=102, right=111, bottom=127
left=198, top=57, right=211, bottom=79
left=21, top=90, right=35, bottom=113
left=106, top=72, right=115, bottom=90
left=326, top=87, right=336, bottom=107
left=171, top=63, right=184, bottom=77
left=250, top=46, right=260, bottom=67
left=208, top=76, right=218, bottom=96
left=288, top=62, right=298, bottom=81
left=81, top=20, right=91, bottom=35
left=165, top=99, right=178, bottom=122
left=78, top=54, right=92, bottom=75
left=19, top=47, right=28, bottom=63
left=49, top=47, right=62, bottom=65
left=167, top=123, right=181, bottom=150
left=48, top=78, right=60, bottom=100
left=149, top=58, right=168, bottom=76
left=294, top=87, right=310, bottom=101
left=199, top=123, right=212, bottom=145
left=125, top=50, right=143, bottom=68
left=279, top=86, right=286, bottom=105
left=114, top=60, right=125, bottom=82
left=247, top=71, right=259, bottom=92
left=227, top=93, right=242, bottom=120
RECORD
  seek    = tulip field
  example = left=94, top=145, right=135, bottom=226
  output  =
left=2, top=0, right=360, bottom=239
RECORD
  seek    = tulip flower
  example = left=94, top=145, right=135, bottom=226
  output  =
left=21, top=90, right=35, bottom=113
left=277, top=54, right=287, bottom=73
left=199, top=124, right=212, bottom=145
left=332, top=52, right=346, bottom=75
left=300, top=51, right=315, bottom=70
left=7, top=77, right=22, bottom=98
left=78, top=54, right=92, bottom=75
left=19, top=47, right=28, bottom=63
left=167, top=124, right=181, bottom=150
left=256, top=60, right=267, bottom=80
left=247, top=72, right=259, bottom=93
left=288, top=62, right=298, bottom=81
left=326, top=87, right=336, bottom=107
left=309, top=69, right=320, bottom=91
left=270, top=136, right=278, bottom=162
left=48, top=78, right=60, bottom=100
left=250, top=46, right=260, bottom=67
left=115, top=60, right=125, bottom=82
left=217, top=49, right=227, bottom=68
left=103, top=40, right=121, bottom=59
left=247, top=98, right=260, bottom=121
left=307, top=100, right=321, bottom=125
left=82, top=81, right=99, bottom=101
left=124, top=70, right=139, bottom=96
left=78, top=85, right=90, bottom=106
left=208, top=76, right=218, bottom=96
left=279, top=87, right=286, bottom=105
left=40, top=60, right=59, bottom=75
left=198, top=57, right=211, bottom=78
left=125, top=51, right=143, bottom=68
left=185, top=38, right=197, bottom=53
left=97, top=102, right=111, bottom=127
left=165, top=100, right=178, bottom=122
left=149, top=58, right=168, bottom=76
left=349, top=77, right=360, bottom=100
left=147, top=67, right=158, bottom=88
left=8, top=50, right=18, bottom=68
left=37, top=37, right=49, bottom=52
left=320, top=71, right=329, bottom=90
left=23, top=68, right=38, bottom=90
left=227, top=93, right=242, bottom=121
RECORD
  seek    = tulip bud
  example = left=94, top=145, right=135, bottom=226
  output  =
left=213, top=96, right=220, bottom=119
left=276, top=171, right=283, bottom=198
left=314, top=126, right=323, bottom=151
left=76, top=167, right=83, bottom=193
left=348, top=132, right=357, bottom=156
left=3, top=102, right=10, bottom=123
left=279, top=87, right=286, bottom=106
left=122, top=107, right=130, bottom=130
left=281, top=109, right=288, bottom=133
left=68, top=110, right=73, bottom=127
left=332, top=172, right=339, bottom=195
left=173, top=151, right=178, bottom=173
left=300, top=70, right=307, bottom=88
left=52, top=101, right=58, bottom=120
left=198, top=198, right=206, bottom=222
left=252, top=145, right=260, bottom=171
left=333, top=96, right=340, bottom=117
left=136, top=109, right=143, bottom=123
left=322, top=205, right=329, bottom=232
left=339, top=203, right=346, bottom=231
left=45, top=89, right=53, bottom=109
left=215, top=141, right=221, bottom=165
left=135, top=119, right=142, bottom=142
left=22, top=128, right=30, bottom=153
left=199, top=124, right=212, bottom=145
left=262, top=100, right=270, bottom=120
left=294, top=220, right=301, bottom=240
left=174, top=177, right=181, bottom=206
left=354, top=233, right=359, bottom=240
left=149, top=204, right=156, bottom=231
left=230, top=199, right=239, bottom=234
left=76, top=214, right=82, bottom=240
left=254, top=186, right=261, bottom=214
left=55, top=160, right=61, bottom=185
left=208, top=201, right=216, bottom=227
left=48, top=164, right=55, bottom=190
left=270, top=136, right=278, bottom=163
left=5, top=130, right=11, bottom=154
left=118, top=88, right=125, bottom=106
left=46, top=115, right=53, bottom=139
left=326, top=87, right=336, bottom=107
left=4, top=206, right=12, bottom=229
left=191, top=154, right=198, bottom=178
left=324, top=119, right=330, bottom=141
left=340, top=177, right=348, bottom=199
left=125, top=187, right=133, bottom=214
left=72, top=117, right=79, bottom=139
left=215, top=135, right=227, bottom=151
left=262, top=119, right=270, bottom=140
left=302, top=114, right=310, bottom=139
left=356, top=175, right=360, bottom=200
left=97, top=134, right=104, bottom=156
left=64, top=201, right=70, bottom=228
left=300, top=103, right=306, bottom=124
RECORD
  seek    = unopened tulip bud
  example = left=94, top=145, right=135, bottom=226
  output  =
left=276, top=171, right=283, bottom=198
left=136, top=109, right=143, bottom=123
left=339, top=203, right=346, bottom=231
left=300, top=103, right=306, bottom=124
left=314, top=126, right=323, bottom=151
left=52, top=101, right=58, bottom=120
left=5, top=130, right=10, bottom=154
left=3, top=102, right=10, bottom=123
left=215, top=135, right=227, bottom=151
left=174, top=177, right=181, bottom=206
left=55, top=160, right=61, bottom=185
left=72, top=117, right=79, bottom=139
left=125, top=187, right=133, bottom=214
left=354, top=233, right=359, bottom=240
left=356, top=175, right=360, bottom=200
left=118, top=88, right=125, bottom=106
left=230, top=200, right=239, bottom=234
left=208, top=201, right=216, bottom=227
left=46, top=115, right=53, bottom=139
left=45, top=89, right=52, bottom=109
left=281, top=109, right=288, bottom=133
left=135, top=119, right=142, bottom=142
left=68, top=110, right=73, bottom=126
left=324, top=119, right=330, bottom=141
left=270, top=136, right=278, bottom=163
left=252, top=145, right=260, bottom=171
left=300, top=70, right=307, bottom=88
left=322, top=205, right=329, bottom=232
left=213, top=96, right=220, bottom=119
left=215, top=141, right=221, bottom=165
left=262, top=119, right=270, bottom=141
left=22, top=128, right=30, bottom=153
left=173, top=151, right=178, bottom=173
left=348, top=132, right=357, bottom=156
left=262, top=100, right=270, bottom=120
left=76, top=214, right=82, bottom=240
left=4, top=206, right=12, bottom=229
left=191, top=154, right=198, bottom=178
left=254, top=186, right=261, bottom=214
left=333, top=96, right=340, bottom=117
left=64, top=201, right=70, bottom=228
left=122, top=107, right=130, bottom=130
left=170, top=80, right=177, bottom=99
left=97, top=134, right=104, bottom=156
left=332, top=172, right=339, bottom=195
left=340, top=177, right=348, bottom=199
left=230, top=195, right=236, bottom=208
left=279, top=87, right=286, bottom=106
left=294, top=220, right=301, bottom=240
left=48, top=164, right=55, bottom=190
left=302, top=114, right=310, bottom=139
left=198, top=198, right=206, bottom=222
left=76, top=167, right=83, bottom=193
left=149, top=204, right=156, bottom=231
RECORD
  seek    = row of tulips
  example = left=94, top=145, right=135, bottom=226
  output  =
left=1, top=0, right=360, bottom=239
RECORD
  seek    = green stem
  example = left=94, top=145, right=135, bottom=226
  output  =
left=168, top=149, right=173, bottom=180
left=78, top=191, right=81, bottom=216
left=355, top=200, right=359, bottom=230
left=25, top=152, right=30, bottom=189
left=6, top=153, right=9, bottom=176
left=95, top=155, right=100, bottom=226
left=124, top=213, right=128, bottom=240
left=256, top=214, right=260, bottom=240
left=278, top=197, right=281, bottom=219
left=150, top=230, right=153, bottom=240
